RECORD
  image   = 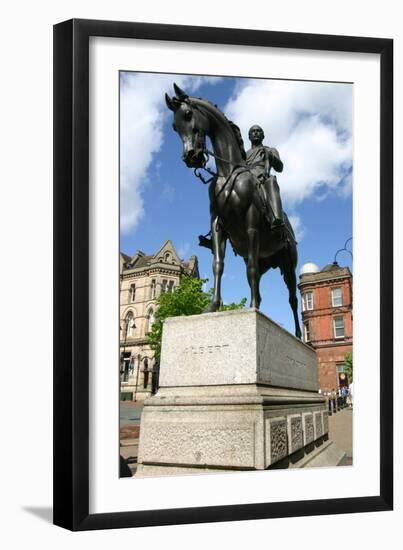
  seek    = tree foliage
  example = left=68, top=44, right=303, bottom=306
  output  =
left=147, top=276, right=246, bottom=361
left=344, top=351, right=353, bottom=382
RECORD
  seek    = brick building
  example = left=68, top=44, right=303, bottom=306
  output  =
left=298, top=261, right=352, bottom=393
left=120, top=240, right=199, bottom=401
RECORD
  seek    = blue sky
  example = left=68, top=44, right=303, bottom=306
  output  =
left=120, top=72, right=353, bottom=333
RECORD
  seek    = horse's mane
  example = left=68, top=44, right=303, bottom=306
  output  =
left=227, top=120, right=247, bottom=161
left=195, top=98, right=247, bottom=161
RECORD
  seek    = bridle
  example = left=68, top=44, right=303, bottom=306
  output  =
left=193, top=148, right=242, bottom=185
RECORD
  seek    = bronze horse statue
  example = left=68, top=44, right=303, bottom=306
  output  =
left=166, top=83, right=302, bottom=339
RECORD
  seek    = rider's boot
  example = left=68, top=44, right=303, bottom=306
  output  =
left=257, top=180, right=272, bottom=227
left=267, top=176, right=285, bottom=230
left=198, top=234, right=213, bottom=251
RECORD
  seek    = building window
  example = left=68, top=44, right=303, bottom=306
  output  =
left=331, top=287, right=342, bottom=307
left=336, top=362, right=348, bottom=387
left=336, top=363, right=344, bottom=376
left=150, top=279, right=156, bottom=299
left=164, top=252, right=171, bottom=263
left=130, top=284, right=136, bottom=303
left=120, top=352, right=131, bottom=383
left=303, top=321, right=311, bottom=342
left=302, top=291, right=314, bottom=311
left=333, top=316, right=345, bottom=339
left=126, top=312, right=135, bottom=338
left=168, top=280, right=175, bottom=293
left=147, top=308, right=155, bottom=333
left=161, top=279, right=167, bottom=293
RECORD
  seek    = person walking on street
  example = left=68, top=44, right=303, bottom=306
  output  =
left=330, top=388, right=337, bottom=414
left=342, top=386, right=348, bottom=407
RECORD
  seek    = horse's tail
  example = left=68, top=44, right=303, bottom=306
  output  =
left=274, top=214, right=298, bottom=276
left=283, top=212, right=298, bottom=248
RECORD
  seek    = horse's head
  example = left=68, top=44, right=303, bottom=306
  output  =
left=165, top=84, right=209, bottom=169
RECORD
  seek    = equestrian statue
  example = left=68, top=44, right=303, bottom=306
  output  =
left=165, top=83, right=301, bottom=339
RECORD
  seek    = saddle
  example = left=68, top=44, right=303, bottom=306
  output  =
left=198, top=168, right=294, bottom=251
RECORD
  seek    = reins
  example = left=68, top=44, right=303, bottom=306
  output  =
left=193, top=148, right=238, bottom=185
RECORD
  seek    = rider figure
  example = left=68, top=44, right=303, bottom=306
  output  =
left=246, top=125, right=285, bottom=230
left=198, top=124, right=286, bottom=251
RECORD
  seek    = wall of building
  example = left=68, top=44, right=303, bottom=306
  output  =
left=119, top=242, right=198, bottom=400
left=302, top=279, right=352, bottom=344
left=299, top=265, right=353, bottom=393
left=120, top=271, right=181, bottom=400
left=316, top=344, right=353, bottom=392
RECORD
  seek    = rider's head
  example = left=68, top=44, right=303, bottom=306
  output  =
left=248, top=125, right=265, bottom=145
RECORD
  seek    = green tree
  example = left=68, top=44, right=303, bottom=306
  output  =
left=147, top=275, right=246, bottom=361
left=344, top=352, right=353, bottom=382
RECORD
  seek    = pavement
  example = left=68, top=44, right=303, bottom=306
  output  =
left=328, top=406, right=353, bottom=465
left=120, top=402, right=143, bottom=476
left=119, top=401, right=353, bottom=476
left=119, top=401, right=143, bottom=425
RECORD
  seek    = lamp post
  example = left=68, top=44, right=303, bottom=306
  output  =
left=119, top=322, right=127, bottom=383
left=134, top=353, right=141, bottom=402
left=120, top=314, right=136, bottom=386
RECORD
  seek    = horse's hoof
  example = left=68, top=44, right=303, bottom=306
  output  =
left=204, top=301, right=220, bottom=313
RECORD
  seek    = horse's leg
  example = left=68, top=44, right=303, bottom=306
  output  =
left=244, top=258, right=263, bottom=306
left=257, top=272, right=263, bottom=306
left=282, top=258, right=302, bottom=339
left=204, top=216, right=227, bottom=313
left=245, top=207, right=261, bottom=309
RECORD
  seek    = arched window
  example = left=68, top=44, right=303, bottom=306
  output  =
left=143, top=357, right=149, bottom=389
left=147, top=308, right=155, bottom=333
left=164, top=252, right=171, bottom=263
left=150, top=279, right=156, bottom=299
left=126, top=311, right=135, bottom=338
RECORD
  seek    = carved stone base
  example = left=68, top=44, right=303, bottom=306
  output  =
left=136, top=309, right=329, bottom=475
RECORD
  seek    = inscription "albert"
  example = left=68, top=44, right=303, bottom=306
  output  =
left=183, top=344, right=230, bottom=356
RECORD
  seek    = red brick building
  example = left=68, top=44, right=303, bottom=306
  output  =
left=298, top=262, right=352, bottom=393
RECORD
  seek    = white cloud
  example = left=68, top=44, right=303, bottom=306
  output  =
left=120, top=74, right=222, bottom=234
left=288, top=214, right=305, bottom=242
left=224, top=79, right=352, bottom=208
left=177, top=242, right=191, bottom=259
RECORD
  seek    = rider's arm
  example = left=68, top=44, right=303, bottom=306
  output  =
left=268, top=147, right=283, bottom=173
left=264, top=148, right=271, bottom=178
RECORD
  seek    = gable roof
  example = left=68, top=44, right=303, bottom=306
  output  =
left=120, top=240, right=199, bottom=275
left=149, top=240, right=182, bottom=266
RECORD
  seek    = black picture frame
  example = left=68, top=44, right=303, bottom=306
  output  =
left=53, top=18, right=393, bottom=531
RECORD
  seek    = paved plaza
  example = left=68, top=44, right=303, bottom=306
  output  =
left=328, top=407, right=353, bottom=465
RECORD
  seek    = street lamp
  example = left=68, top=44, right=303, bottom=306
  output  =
left=333, top=237, right=353, bottom=264
left=134, top=353, right=141, bottom=402
left=120, top=314, right=136, bottom=384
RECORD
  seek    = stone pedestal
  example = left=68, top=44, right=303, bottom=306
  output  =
left=136, top=309, right=330, bottom=476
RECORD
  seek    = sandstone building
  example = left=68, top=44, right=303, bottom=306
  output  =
left=120, top=240, right=199, bottom=401
left=298, top=261, right=353, bottom=393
